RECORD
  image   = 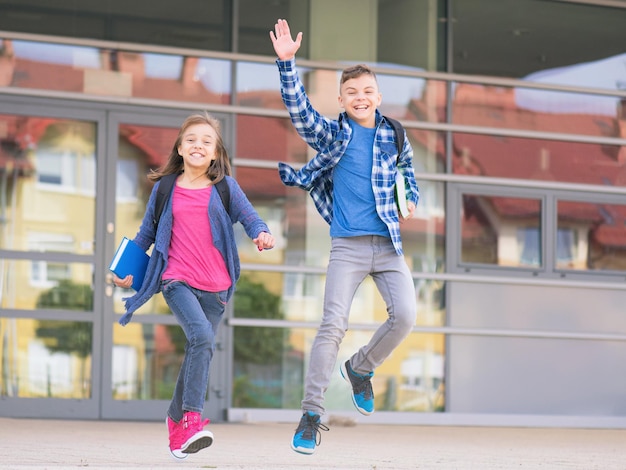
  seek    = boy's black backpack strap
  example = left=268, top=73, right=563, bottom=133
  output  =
left=384, top=116, right=405, bottom=157
left=152, top=173, right=231, bottom=229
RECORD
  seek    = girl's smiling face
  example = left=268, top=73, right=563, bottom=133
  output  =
left=177, top=123, right=217, bottom=171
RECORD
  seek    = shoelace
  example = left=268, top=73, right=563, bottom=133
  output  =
left=298, top=414, right=329, bottom=446
left=183, top=414, right=210, bottom=431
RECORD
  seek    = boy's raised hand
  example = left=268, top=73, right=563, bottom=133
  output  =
left=270, top=19, right=302, bottom=60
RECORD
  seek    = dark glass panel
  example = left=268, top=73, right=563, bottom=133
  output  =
left=0, top=0, right=230, bottom=51
left=452, top=0, right=626, bottom=82
left=237, top=0, right=310, bottom=57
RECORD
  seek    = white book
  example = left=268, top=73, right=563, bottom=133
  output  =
left=395, top=172, right=410, bottom=219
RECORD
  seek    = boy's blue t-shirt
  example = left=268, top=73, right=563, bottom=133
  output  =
left=330, top=120, right=390, bottom=239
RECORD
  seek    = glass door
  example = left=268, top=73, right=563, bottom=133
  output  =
left=0, top=100, right=106, bottom=419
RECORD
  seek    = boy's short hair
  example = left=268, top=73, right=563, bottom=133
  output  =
left=340, top=64, right=378, bottom=86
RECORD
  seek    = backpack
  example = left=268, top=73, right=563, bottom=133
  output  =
left=152, top=173, right=230, bottom=229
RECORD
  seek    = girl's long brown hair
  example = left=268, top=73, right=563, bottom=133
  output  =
left=148, top=112, right=232, bottom=183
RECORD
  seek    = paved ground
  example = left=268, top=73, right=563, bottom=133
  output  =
left=2, top=417, right=626, bottom=469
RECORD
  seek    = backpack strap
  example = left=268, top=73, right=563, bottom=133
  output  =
left=153, top=173, right=178, bottom=228
left=384, top=116, right=405, bottom=157
left=214, top=178, right=231, bottom=216
left=152, top=173, right=231, bottom=229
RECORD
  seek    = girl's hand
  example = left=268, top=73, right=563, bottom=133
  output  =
left=270, top=19, right=302, bottom=61
left=254, top=232, right=275, bottom=251
left=112, top=274, right=133, bottom=289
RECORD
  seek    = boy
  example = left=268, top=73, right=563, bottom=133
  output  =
left=270, top=19, right=419, bottom=455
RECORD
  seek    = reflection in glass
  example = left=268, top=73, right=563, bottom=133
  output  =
left=402, top=179, right=445, bottom=281
left=1, top=260, right=94, bottom=311
left=235, top=62, right=284, bottom=109
left=452, top=82, right=624, bottom=139
left=228, top=166, right=285, bottom=265
left=557, top=200, right=626, bottom=273
left=410, top=129, right=446, bottom=176
left=0, top=114, right=96, bottom=253
left=377, top=77, right=447, bottom=124
left=235, top=169, right=444, bottom=274
left=461, top=194, right=542, bottom=267
left=416, top=279, right=446, bottom=328
left=112, top=322, right=183, bottom=400
left=452, top=133, right=625, bottom=186
left=114, top=122, right=177, bottom=318
left=235, top=268, right=444, bottom=326
left=2, top=39, right=231, bottom=102
left=0, top=318, right=92, bottom=398
left=283, top=272, right=398, bottom=324
left=113, top=287, right=169, bottom=316
left=235, top=61, right=447, bottom=129
left=232, top=327, right=444, bottom=412
left=235, top=115, right=310, bottom=164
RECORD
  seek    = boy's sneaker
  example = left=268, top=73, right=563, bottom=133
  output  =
left=179, top=411, right=214, bottom=454
left=290, top=411, right=329, bottom=455
left=166, top=416, right=188, bottom=460
left=340, top=360, right=375, bottom=415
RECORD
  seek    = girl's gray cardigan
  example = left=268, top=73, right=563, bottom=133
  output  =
left=119, top=175, right=271, bottom=326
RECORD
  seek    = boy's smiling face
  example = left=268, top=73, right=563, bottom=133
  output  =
left=338, top=74, right=382, bottom=128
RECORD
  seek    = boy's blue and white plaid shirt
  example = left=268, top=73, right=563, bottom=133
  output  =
left=276, top=58, right=419, bottom=256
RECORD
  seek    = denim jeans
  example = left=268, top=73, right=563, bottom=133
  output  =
left=162, top=280, right=226, bottom=422
left=301, top=236, right=417, bottom=415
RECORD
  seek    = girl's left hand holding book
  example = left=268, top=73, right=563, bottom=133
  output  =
left=112, top=274, right=133, bottom=289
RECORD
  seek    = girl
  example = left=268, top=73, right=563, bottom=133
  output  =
left=113, top=113, right=275, bottom=459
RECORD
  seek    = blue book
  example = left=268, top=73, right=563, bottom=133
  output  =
left=109, top=237, right=149, bottom=291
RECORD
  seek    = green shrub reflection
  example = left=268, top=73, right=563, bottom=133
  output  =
left=35, top=280, right=93, bottom=398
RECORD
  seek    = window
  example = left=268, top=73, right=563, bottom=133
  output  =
left=28, top=233, right=74, bottom=288
left=460, top=193, right=542, bottom=268
left=116, top=159, right=139, bottom=201
left=517, top=227, right=541, bottom=267
left=556, top=199, right=626, bottom=273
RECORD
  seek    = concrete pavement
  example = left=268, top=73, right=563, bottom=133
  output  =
left=2, top=417, right=626, bottom=469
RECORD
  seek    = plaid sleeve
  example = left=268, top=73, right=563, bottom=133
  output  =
left=276, top=59, right=338, bottom=152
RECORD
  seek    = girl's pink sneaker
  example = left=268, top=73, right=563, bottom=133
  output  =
left=179, top=411, right=214, bottom=454
left=166, top=416, right=188, bottom=460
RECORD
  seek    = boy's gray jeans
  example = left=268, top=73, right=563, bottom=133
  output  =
left=301, top=235, right=417, bottom=416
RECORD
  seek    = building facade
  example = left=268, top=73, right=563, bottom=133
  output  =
left=0, top=0, right=626, bottom=427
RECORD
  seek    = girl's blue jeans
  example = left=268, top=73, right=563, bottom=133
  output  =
left=161, top=280, right=226, bottom=422
left=301, top=235, right=417, bottom=416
